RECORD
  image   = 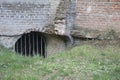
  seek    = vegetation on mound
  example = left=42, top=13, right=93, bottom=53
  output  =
left=0, top=45, right=120, bottom=80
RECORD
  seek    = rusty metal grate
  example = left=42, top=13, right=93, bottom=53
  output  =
left=14, top=32, right=46, bottom=57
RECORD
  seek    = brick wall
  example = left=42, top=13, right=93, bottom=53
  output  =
left=0, top=0, right=120, bottom=39
left=76, top=0, right=120, bottom=33
left=0, top=0, right=50, bottom=35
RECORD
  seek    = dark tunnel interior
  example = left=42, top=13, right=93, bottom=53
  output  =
left=15, top=32, right=46, bottom=57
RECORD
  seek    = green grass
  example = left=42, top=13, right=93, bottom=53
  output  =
left=0, top=45, right=120, bottom=80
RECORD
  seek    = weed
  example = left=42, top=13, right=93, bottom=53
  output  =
left=0, top=45, right=120, bottom=80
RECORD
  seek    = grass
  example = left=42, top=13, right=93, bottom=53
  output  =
left=0, top=45, right=120, bottom=80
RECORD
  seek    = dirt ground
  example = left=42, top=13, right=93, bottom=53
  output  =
left=74, top=38, right=120, bottom=48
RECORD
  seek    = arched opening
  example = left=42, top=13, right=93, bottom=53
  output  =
left=15, top=32, right=46, bottom=57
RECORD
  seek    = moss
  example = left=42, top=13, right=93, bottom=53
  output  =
left=105, top=29, right=118, bottom=39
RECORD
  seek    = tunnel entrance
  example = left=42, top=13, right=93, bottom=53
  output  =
left=15, top=32, right=46, bottom=57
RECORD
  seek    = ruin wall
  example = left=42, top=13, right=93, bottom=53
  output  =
left=73, top=0, right=120, bottom=39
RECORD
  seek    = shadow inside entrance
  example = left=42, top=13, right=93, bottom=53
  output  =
left=15, top=32, right=46, bottom=57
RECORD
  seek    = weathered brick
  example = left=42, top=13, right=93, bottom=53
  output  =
left=76, top=0, right=120, bottom=33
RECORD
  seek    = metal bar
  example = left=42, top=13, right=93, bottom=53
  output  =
left=14, top=33, right=47, bottom=57
left=36, top=33, right=39, bottom=55
left=33, top=33, right=35, bottom=56
left=41, top=37, right=43, bottom=57
left=25, top=35, right=27, bottom=56
left=21, top=36, right=23, bottom=55
left=45, top=40, right=47, bottom=57
left=43, top=38, right=47, bottom=57
left=29, top=34, right=31, bottom=56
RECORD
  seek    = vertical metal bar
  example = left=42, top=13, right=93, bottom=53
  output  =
left=21, top=36, right=23, bottom=55
left=25, top=35, right=27, bottom=56
left=45, top=40, right=47, bottom=57
left=43, top=38, right=46, bottom=57
left=36, top=33, right=39, bottom=55
left=29, top=34, right=31, bottom=56
left=33, top=33, right=35, bottom=56
left=41, top=37, right=43, bottom=57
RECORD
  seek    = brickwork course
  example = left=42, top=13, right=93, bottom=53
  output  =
left=0, top=0, right=120, bottom=48
left=75, top=0, right=120, bottom=39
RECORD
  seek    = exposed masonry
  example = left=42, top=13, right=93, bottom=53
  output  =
left=0, top=0, right=119, bottom=37
left=74, top=0, right=120, bottom=39
left=0, top=2, right=50, bottom=35
left=0, top=0, right=120, bottom=55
